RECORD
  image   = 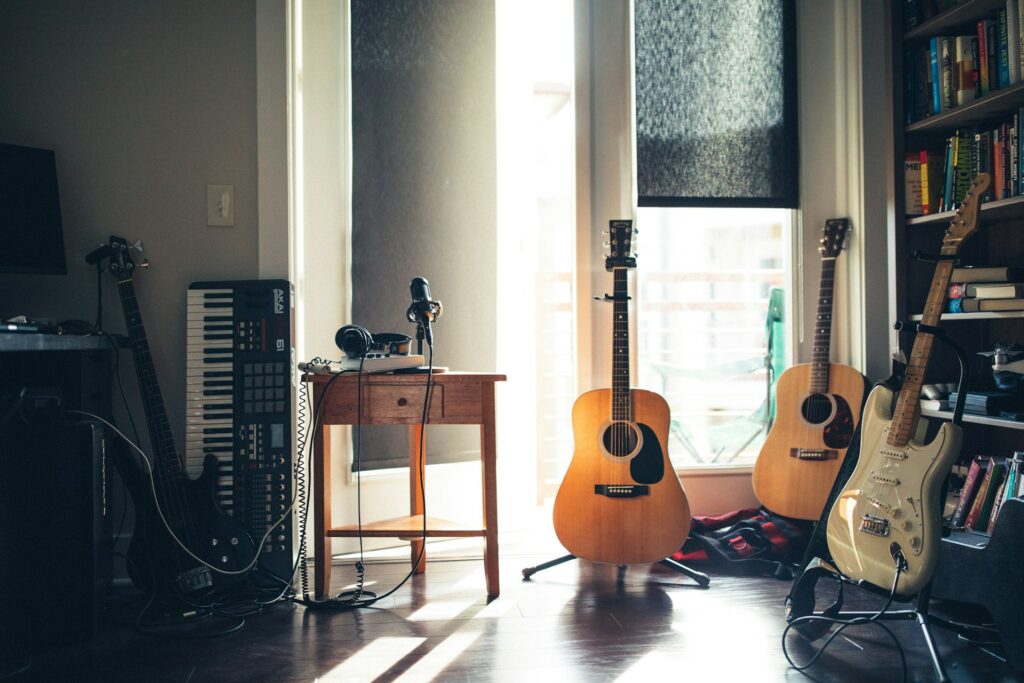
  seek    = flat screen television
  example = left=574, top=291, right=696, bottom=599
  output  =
left=0, top=143, right=67, bottom=274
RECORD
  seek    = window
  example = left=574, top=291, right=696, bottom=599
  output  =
left=636, top=207, right=791, bottom=468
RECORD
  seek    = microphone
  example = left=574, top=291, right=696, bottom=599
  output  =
left=406, top=276, right=443, bottom=346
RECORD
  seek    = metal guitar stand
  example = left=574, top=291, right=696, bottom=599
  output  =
left=522, top=553, right=710, bottom=587
left=785, top=320, right=970, bottom=683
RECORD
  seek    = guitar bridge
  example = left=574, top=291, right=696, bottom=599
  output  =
left=859, top=514, right=890, bottom=537
left=789, top=448, right=838, bottom=460
left=595, top=485, right=649, bottom=498
left=177, top=566, right=214, bottom=593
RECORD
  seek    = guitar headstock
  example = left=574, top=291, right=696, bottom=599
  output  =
left=819, top=218, right=851, bottom=258
left=605, top=219, right=637, bottom=271
left=944, top=173, right=991, bottom=250
left=107, top=236, right=135, bottom=281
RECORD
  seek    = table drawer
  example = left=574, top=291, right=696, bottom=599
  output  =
left=365, top=383, right=444, bottom=422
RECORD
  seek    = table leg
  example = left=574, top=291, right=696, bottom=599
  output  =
left=480, top=382, right=500, bottom=597
left=409, top=423, right=426, bottom=574
left=314, top=409, right=333, bottom=599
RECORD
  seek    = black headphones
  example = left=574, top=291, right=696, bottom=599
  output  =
left=335, top=325, right=412, bottom=359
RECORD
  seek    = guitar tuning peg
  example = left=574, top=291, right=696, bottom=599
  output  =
left=138, top=259, right=151, bottom=269
left=603, top=240, right=610, bottom=247
left=131, top=240, right=144, bottom=253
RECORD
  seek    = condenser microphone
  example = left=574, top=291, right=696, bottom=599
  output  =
left=406, top=276, right=442, bottom=346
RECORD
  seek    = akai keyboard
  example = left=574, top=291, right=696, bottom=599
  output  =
left=185, top=280, right=294, bottom=582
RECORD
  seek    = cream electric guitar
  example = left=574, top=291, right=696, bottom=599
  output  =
left=826, top=173, right=990, bottom=596
left=753, top=219, right=868, bottom=520
left=552, top=220, right=691, bottom=564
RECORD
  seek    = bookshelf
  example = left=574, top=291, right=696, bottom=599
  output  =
left=897, top=2, right=1024, bottom=663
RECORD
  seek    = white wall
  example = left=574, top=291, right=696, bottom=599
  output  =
left=0, top=0, right=261, bottom=458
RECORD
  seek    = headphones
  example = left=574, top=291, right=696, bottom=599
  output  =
left=335, top=324, right=412, bottom=359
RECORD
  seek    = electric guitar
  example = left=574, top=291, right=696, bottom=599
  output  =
left=552, top=220, right=691, bottom=564
left=826, top=173, right=990, bottom=596
left=106, top=236, right=255, bottom=594
left=752, top=219, right=868, bottom=520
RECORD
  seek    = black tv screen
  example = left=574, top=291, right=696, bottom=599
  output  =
left=0, top=143, right=67, bottom=274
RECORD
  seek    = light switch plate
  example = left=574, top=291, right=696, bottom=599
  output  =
left=207, top=184, right=234, bottom=226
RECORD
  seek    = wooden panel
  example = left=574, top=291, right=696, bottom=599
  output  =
left=327, top=514, right=485, bottom=537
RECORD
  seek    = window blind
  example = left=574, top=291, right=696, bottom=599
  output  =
left=634, top=0, right=798, bottom=208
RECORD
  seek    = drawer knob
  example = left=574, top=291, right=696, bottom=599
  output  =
left=397, top=397, right=408, bottom=407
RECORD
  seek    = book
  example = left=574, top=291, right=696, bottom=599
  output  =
left=950, top=266, right=1024, bottom=282
left=1010, top=0, right=1022, bottom=85
left=986, top=470, right=1010, bottom=532
left=942, top=36, right=956, bottom=109
left=956, top=35, right=978, bottom=106
left=961, top=296, right=1024, bottom=311
left=994, top=126, right=1005, bottom=200
left=965, top=458, right=996, bottom=530
left=948, top=283, right=968, bottom=298
left=948, top=391, right=1024, bottom=414
left=930, top=37, right=943, bottom=114
left=1000, top=8, right=1011, bottom=88
left=977, top=129, right=993, bottom=201
left=988, top=19, right=1000, bottom=91
left=952, top=456, right=988, bottom=527
left=921, top=149, right=940, bottom=213
left=975, top=459, right=1008, bottom=530
left=905, top=154, right=923, bottom=214
left=954, top=130, right=974, bottom=204
left=965, top=282, right=1024, bottom=297
left=920, top=398, right=946, bottom=411
left=947, top=297, right=964, bottom=313
left=979, top=19, right=992, bottom=97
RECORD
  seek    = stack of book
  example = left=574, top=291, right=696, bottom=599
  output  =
left=903, top=1, right=1024, bottom=125
left=946, top=266, right=1024, bottom=312
left=947, top=390, right=1024, bottom=415
left=950, top=452, right=1024, bottom=532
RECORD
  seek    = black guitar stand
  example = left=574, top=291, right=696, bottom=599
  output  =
left=785, top=321, right=970, bottom=683
left=521, top=553, right=710, bottom=587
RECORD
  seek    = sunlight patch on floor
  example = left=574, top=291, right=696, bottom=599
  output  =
left=392, top=630, right=484, bottom=682
left=316, top=637, right=424, bottom=681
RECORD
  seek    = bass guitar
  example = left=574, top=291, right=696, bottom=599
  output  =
left=826, top=173, right=990, bottom=595
left=553, top=220, right=691, bottom=564
left=105, top=236, right=255, bottom=594
left=752, top=218, right=868, bottom=520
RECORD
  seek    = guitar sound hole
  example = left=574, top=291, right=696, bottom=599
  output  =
left=801, top=394, right=835, bottom=425
left=602, top=422, right=639, bottom=457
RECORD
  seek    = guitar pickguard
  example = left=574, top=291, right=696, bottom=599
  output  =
left=823, top=394, right=855, bottom=449
left=630, top=423, right=664, bottom=485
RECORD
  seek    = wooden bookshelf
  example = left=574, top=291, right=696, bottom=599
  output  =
left=904, top=0, right=1008, bottom=41
left=905, top=81, right=1024, bottom=134
left=922, top=408, right=1024, bottom=430
left=907, top=194, right=1024, bottom=225
left=910, top=310, right=1024, bottom=320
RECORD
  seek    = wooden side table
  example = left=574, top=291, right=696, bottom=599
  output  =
left=307, top=371, right=506, bottom=598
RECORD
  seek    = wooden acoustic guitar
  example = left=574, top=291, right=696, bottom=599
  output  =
left=827, top=173, right=989, bottom=596
left=553, top=220, right=691, bottom=564
left=752, top=219, right=868, bottom=521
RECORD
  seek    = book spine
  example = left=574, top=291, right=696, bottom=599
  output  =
left=980, top=130, right=993, bottom=200
left=973, top=33, right=983, bottom=100
left=987, top=474, right=1009, bottom=533
left=947, top=297, right=964, bottom=313
left=989, top=21, right=1000, bottom=91
left=955, top=130, right=973, bottom=203
left=1001, top=8, right=1011, bottom=88
left=931, top=37, right=942, bottom=113
left=977, top=460, right=1007, bottom=529
left=994, top=127, right=1005, bottom=200
left=904, top=0, right=919, bottom=30
left=980, top=20, right=992, bottom=96
left=920, top=150, right=932, bottom=214
left=964, top=458, right=994, bottom=529
left=942, top=37, right=956, bottom=109
left=943, top=135, right=955, bottom=211
left=906, top=45, right=916, bottom=124
left=954, top=458, right=987, bottom=528
left=1004, top=122, right=1013, bottom=197
left=952, top=457, right=985, bottom=527
left=1013, top=113, right=1020, bottom=196
left=948, top=283, right=967, bottom=298
left=1010, top=0, right=1022, bottom=84
left=956, top=35, right=978, bottom=106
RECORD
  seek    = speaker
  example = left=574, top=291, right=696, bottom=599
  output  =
left=0, top=421, right=112, bottom=646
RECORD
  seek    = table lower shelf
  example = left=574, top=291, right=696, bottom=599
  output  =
left=327, top=514, right=486, bottom=539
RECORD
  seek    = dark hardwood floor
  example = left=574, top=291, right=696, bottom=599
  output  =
left=7, top=547, right=1021, bottom=682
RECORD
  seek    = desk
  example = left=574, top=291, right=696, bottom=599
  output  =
left=308, top=371, right=506, bottom=598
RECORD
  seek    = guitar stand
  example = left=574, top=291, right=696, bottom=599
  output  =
left=785, top=323, right=971, bottom=683
left=521, top=553, right=711, bottom=588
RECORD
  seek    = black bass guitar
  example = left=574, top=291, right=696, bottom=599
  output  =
left=106, top=236, right=255, bottom=594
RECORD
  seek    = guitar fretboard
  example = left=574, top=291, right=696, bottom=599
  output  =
left=886, top=250, right=958, bottom=447
left=612, top=268, right=630, bottom=422
left=810, top=257, right=836, bottom=393
left=117, top=278, right=183, bottom=481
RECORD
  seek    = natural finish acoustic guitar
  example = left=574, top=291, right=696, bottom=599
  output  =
left=827, top=173, right=989, bottom=596
left=553, top=220, right=691, bottom=564
left=753, top=219, right=868, bottom=521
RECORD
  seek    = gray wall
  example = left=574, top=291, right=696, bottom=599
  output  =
left=350, top=0, right=497, bottom=469
left=0, top=0, right=261, bottom=454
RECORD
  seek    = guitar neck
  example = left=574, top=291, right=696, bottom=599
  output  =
left=810, top=256, right=837, bottom=393
left=611, top=267, right=630, bottom=422
left=117, top=278, right=182, bottom=478
left=887, top=246, right=958, bottom=447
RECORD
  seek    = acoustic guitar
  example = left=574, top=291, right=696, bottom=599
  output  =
left=105, top=236, right=255, bottom=594
left=827, top=173, right=989, bottom=596
left=553, top=220, right=691, bottom=564
left=752, top=219, right=868, bottom=521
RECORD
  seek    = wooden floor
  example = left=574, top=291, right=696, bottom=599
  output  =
left=9, top=543, right=1021, bottom=683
